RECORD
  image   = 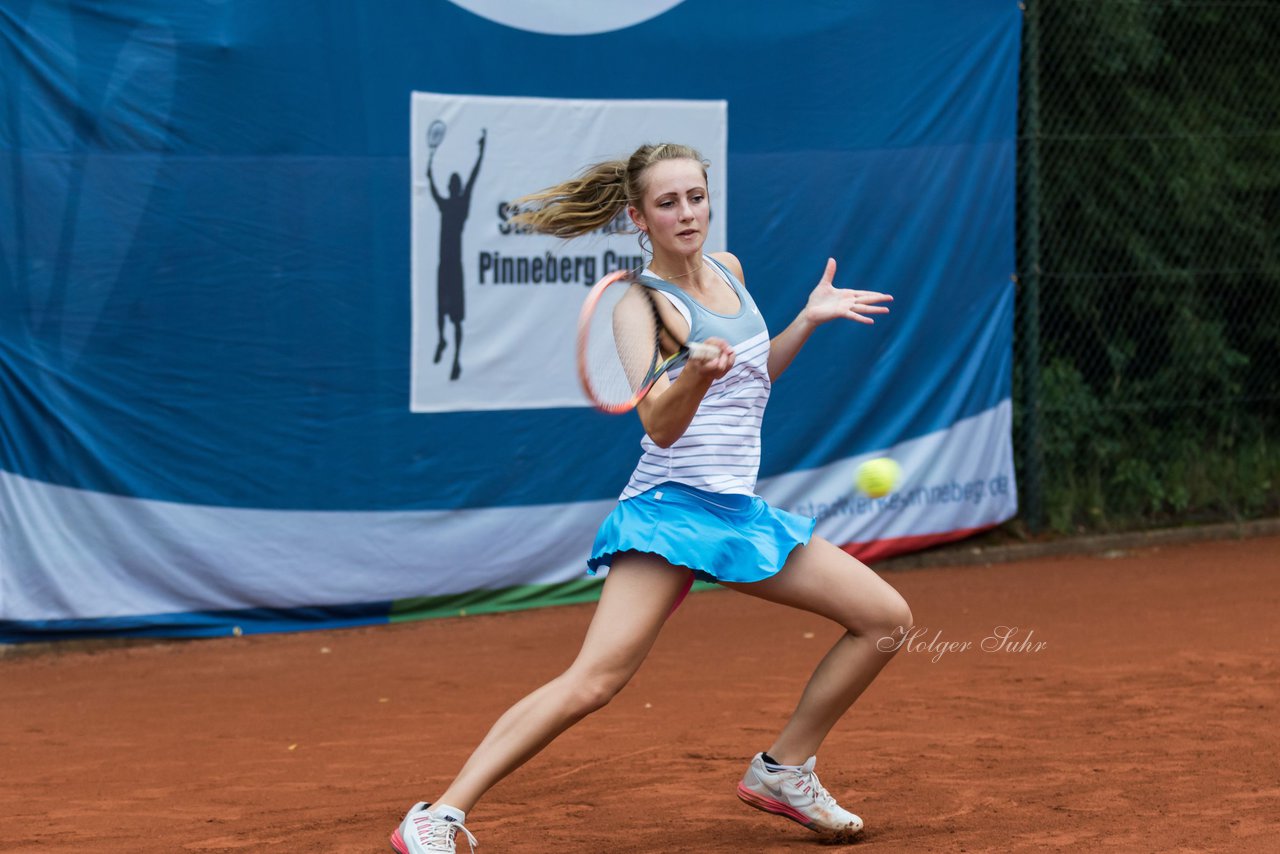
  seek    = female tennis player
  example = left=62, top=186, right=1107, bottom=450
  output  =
left=391, top=143, right=912, bottom=854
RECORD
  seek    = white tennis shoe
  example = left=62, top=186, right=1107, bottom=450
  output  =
left=736, top=753, right=864, bottom=840
left=390, top=802, right=478, bottom=854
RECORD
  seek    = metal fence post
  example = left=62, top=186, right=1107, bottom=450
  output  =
left=1017, top=0, right=1046, bottom=532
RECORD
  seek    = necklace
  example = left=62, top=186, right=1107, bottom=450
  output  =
left=649, top=262, right=703, bottom=282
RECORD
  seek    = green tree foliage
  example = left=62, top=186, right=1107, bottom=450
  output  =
left=1018, top=0, right=1280, bottom=531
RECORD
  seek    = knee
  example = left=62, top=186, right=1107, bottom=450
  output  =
left=853, top=592, right=913, bottom=646
left=880, top=593, right=914, bottom=640
left=563, top=670, right=628, bottom=718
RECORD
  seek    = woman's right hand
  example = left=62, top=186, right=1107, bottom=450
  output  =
left=637, top=337, right=735, bottom=447
left=683, top=337, right=735, bottom=382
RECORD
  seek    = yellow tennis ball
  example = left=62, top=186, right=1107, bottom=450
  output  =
left=856, top=457, right=901, bottom=498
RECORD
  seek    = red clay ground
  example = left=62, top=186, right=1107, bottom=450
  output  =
left=3, top=535, right=1278, bottom=853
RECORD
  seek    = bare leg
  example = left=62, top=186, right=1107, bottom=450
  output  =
left=721, top=536, right=912, bottom=764
left=449, top=318, right=463, bottom=380
left=432, top=554, right=692, bottom=813
left=434, top=310, right=446, bottom=363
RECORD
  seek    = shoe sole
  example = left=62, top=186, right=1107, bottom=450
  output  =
left=389, top=828, right=408, bottom=853
left=736, top=783, right=864, bottom=841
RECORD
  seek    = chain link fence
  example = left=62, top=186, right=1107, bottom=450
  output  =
left=1016, top=0, right=1280, bottom=533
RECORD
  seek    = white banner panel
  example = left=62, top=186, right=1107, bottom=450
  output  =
left=0, top=469, right=611, bottom=621
left=410, top=92, right=727, bottom=412
left=0, top=404, right=1013, bottom=624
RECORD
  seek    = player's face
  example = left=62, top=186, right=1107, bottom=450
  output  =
left=630, top=158, right=709, bottom=256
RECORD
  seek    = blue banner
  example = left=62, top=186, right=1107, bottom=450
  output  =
left=1, top=1, right=1021, bottom=640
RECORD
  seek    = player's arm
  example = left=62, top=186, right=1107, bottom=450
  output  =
left=427, top=155, right=444, bottom=204
left=636, top=340, right=734, bottom=448
left=767, top=258, right=893, bottom=381
left=465, top=129, right=486, bottom=195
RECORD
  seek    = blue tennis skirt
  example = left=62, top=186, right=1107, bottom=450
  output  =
left=586, top=481, right=816, bottom=584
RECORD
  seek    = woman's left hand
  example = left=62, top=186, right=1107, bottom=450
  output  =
left=803, top=258, right=893, bottom=326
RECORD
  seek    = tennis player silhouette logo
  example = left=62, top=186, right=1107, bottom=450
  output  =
left=427, top=121, right=486, bottom=380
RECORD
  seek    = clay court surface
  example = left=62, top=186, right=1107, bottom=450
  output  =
left=3, top=534, right=1278, bottom=853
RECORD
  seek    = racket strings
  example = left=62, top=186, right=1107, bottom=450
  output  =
left=582, top=280, right=663, bottom=410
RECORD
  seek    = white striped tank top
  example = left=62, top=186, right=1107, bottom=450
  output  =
left=620, top=256, right=771, bottom=499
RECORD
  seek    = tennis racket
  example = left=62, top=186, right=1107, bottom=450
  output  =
left=577, top=269, right=717, bottom=414
left=427, top=119, right=447, bottom=151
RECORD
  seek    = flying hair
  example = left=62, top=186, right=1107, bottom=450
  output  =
left=509, top=143, right=708, bottom=239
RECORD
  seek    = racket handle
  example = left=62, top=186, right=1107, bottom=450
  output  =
left=687, top=341, right=718, bottom=361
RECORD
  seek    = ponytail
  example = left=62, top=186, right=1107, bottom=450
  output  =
left=509, top=159, right=629, bottom=239
left=510, top=142, right=708, bottom=239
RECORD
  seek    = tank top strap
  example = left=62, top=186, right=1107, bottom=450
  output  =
left=637, top=272, right=703, bottom=337
left=704, top=254, right=744, bottom=292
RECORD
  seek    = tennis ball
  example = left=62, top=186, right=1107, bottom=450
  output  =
left=855, top=457, right=901, bottom=498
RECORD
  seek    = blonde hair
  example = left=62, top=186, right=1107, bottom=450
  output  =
left=510, top=142, right=707, bottom=239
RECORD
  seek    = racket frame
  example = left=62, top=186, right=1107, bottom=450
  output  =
left=577, top=269, right=712, bottom=414
left=427, top=119, right=447, bottom=150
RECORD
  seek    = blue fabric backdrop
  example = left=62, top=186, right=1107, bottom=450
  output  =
left=0, top=1, right=1021, bottom=641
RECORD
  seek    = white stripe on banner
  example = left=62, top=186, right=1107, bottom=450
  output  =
left=0, top=476, right=612, bottom=622
left=1, top=403, right=1014, bottom=623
